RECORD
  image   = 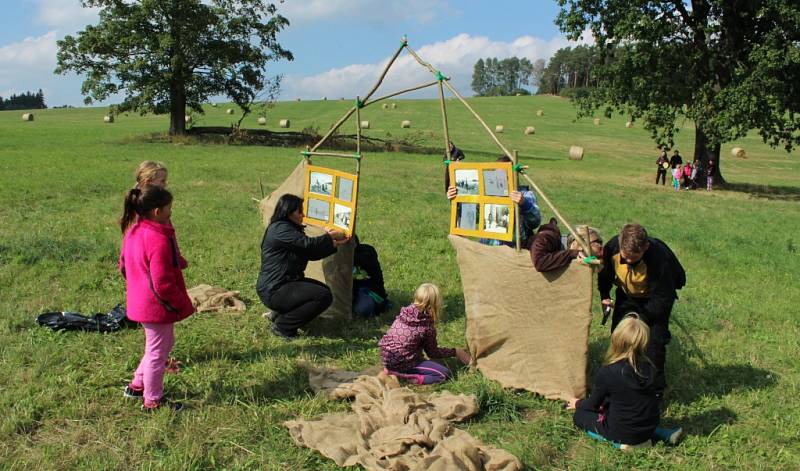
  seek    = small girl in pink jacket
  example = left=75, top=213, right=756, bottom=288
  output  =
left=119, top=185, right=194, bottom=411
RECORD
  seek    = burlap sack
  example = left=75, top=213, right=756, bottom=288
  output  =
left=258, top=160, right=354, bottom=320
left=449, top=235, right=593, bottom=401
left=187, top=284, right=245, bottom=313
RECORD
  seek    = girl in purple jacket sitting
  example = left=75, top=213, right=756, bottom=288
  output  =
left=379, top=283, right=470, bottom=384
left=119, top=185, right=195, bottom=411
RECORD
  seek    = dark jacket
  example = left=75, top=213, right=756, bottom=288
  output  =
left=576, top=360, right=660, bottom=445
left=379, top=304, right=455, bottom=371
left=256, top=220, right=336, bottom=305
left=530, top=218, right=578, bottom=272
left=598, top=236, right=684, bottom=326
left=669, top=153, right=682, bottom=168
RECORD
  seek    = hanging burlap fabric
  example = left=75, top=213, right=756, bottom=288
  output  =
left=258, top=160, right=355, bottom=320
left=449, top=235, right=593, bottom=401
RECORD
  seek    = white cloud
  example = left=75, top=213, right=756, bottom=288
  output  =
left=278, top=0, right=453, bottom=25
left=0, top=31, right=58, bottom=74
left=34, top=0, right=99, bottom=32
left=282, top=32, right=591, bottom=100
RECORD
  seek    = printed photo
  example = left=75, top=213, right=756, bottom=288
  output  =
left=307, top=198, right=330, bottom=222
left=309, top=171, right=333, bottom=196
left=454, top=169, right=479, bottom=195
left=333, top=204, right=352, bottom=230
left=483, top=169, right=509, bottom=196
left=336, top=176, right=354, bottom=202
left=483, top=204, right=510, bottom=233
left=456, top=202, right=480, bottom=230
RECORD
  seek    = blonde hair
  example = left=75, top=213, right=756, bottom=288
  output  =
left=413, top=283, right=444, bottom=323
left=567, top=225, right=602, bottom=253
left=135, top=161, right=167, bottom=187
left=605, top=315, right=652, bottom=376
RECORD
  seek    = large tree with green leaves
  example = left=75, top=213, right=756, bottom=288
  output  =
left=55, top=0, right=292, bottom=135
left=556, top=0, right=800, bottom=181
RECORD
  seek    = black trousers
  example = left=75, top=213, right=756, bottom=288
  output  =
left=656, top=168, right=667, bottom=185
left=610, top=288, right=672, bottom=394
left=262, top=278, right=332, bottom=335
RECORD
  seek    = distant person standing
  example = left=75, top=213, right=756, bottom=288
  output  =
left=443, top=140, right=465, bottom=191
left=706, top=160, right=715, bottom=191
left=655, top=150, right=669, bottom=185
left=669, top=150, right=683, bottom=169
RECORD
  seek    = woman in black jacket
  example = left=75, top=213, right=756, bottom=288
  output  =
left=256, top=194, right=348, bottom=339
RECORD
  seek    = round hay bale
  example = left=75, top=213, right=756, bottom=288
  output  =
left=495, top=125, right=504, bottom=133
left=536, top=109, right=544, bottom=117
left=296, top=98, right=301, bottom=101
left=226, top=108, right=234, bottom=115
left=593, top=118, right=601, bottom=126
left=382, top=103, right=389, bottom=110
left=322, top=97, right=327, bottom=101
left=569, top=146, right=585, bottom=161
left=391, top=103, right=397, bottom=109
left=21, top=113, right=34, bottom=121
left=401, top=120, right=411, bottom=128
left=184, top=115, right=192, bottom=124
left=524, top=126, right=535, bottom=135
left=515, top=93, right=521, bottom=96
left=625, top=121, right=634, bottom=128
left=257, top=117, right=267, bottom=125
left=360, top=120, right=370, bottom=129
left=731, top=147, right=746, bottom=159
left=211, top=103, right=217, bottom=107
left=279, top=119, right=290, bottom=128
left=103, top=115, right=114, bottom=123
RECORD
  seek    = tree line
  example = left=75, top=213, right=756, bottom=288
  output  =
left=533, top=45, right=598, bottom=96
left=0, top=90, right=47, bottom=110
left=471, top=57, right=534, bottom=96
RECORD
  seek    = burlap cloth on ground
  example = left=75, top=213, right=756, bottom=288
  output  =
left=286, top=369, right=523, bottom=470
left=258, top=160, right=354, bottom=320
left=449, top=235, right=593, bottom=401
left=187, top=284, right=246, bottom=313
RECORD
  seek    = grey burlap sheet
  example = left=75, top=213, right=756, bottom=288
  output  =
left=286, top=369, right=522, bottom=470
left=449, top=235, right=594, bottom=401
left=258, top=160, right=354, bottom=320
left=187, top=284, right=246, bottom=313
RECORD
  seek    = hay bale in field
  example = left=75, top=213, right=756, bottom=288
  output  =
left=360, top=120, right=370, bottom=129
left=536, top=109, right=544, bottom=117
left=391, top=103, right=397, bottom=109
left=495, top=125, right=504, bottom=133
left=382, top=103, right=389, bottom=110
left=279, top=119, right=290, bottom=128
left=625, top=121, right=634, bottom=128
left=226, top=108, right=234, bottom=115
left=211, top=103, right=218, bottom=107
left=569, top=146, right=584, bottom=161
left=731, top=147, right=746, bottom=158
left=401, top=120, right=411, bottom=128
left=21, top=113, right=34, bottom=121
left=593, top=118, right=601, bottom=126
left=103, top=115, right=114, bottom=123
left=524, top=126, right=535, bottom=135
left=258, top=117, right=267, bottom=125
left=322, top=97, right=327, bottom=101
left=296, top=98, right=301, bottom=101
left=184, top=115, right=192, bottom=124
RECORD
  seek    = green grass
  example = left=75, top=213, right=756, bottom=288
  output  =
left=1, top=95, right=799, bottom=470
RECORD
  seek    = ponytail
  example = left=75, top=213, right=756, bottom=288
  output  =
left=119, top=185, right=173, bottom=233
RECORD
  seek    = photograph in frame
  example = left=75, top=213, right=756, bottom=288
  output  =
left=336, top=176, right=354, bottom=202
left=454, top=169, right=479, bottom=195
left=456, top=202, right=480, bottom=230
left=333, top=203, right=352, bottom=230
left=309, top=171, right=333, bottom=196
left=483, top=203, right=510, bottom=233
left=483, top=168, right=509, bottom=196
left=307, top=198, right=330, bottom=221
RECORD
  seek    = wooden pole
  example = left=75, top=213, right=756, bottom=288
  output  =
left=512, top=150, right=521, bottom=253
left=361, top=41, right=407, bottom=103
left=356, top=95, right=362, bottom=156
left=310, top=107, right=357, bottom=152
left=437, top=80, right=451, bottom=155
left=301, top=151, right=361, bottom=160
left=365, top=80, right=439, bottom=106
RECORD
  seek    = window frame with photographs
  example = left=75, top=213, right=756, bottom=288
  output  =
left=448, top=162, right=516, bottom=242
left=303, top=165, right=359, bottom=236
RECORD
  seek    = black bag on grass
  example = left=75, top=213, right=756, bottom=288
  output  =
left=37, top=304, right=137, bottom=333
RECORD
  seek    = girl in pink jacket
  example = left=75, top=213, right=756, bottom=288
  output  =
left=119, top=185, right=194, bottom=411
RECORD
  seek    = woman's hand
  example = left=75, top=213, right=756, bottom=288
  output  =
left=566, top=397, right=579, bottom=410
left=325, top=228, right=346, bottom=241
left=510, top=191, right=524, bottom=205
left=455, top=348, right=471, bottom=365
left=446, top=186, right=458, bottom=200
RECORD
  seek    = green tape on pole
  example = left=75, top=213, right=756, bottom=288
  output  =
left=355, top=98, right=364, bottom=109
left=435, top=70, right=445, bottom=82
left=354, top=153, right=362, bottom=160
left=444, top=159, right=452, bottom=165
left=583, top=256, right=598, bottom=264
left=512, top=163, right=524, bottom=172
left=301, top=151, right=311, bottom=157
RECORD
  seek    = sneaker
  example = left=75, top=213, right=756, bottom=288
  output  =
left=619, top=441, right=652, bottom=452
left=262, top=311, right=278, bottom=322
left=123, top=385, right=144, bottom=400
left=271, top=324, right=296, bottom=341
left=653, top=426, right=685, bottom=445
left=142, top=401, right=184, bottom=413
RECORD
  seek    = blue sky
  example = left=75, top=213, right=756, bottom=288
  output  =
left=0, top=1, right=589, bottom=107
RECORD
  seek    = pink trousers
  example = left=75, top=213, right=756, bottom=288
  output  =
left=129, top=322, right=175, bottom=407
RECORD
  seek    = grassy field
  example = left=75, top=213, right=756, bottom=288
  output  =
left=1, top=95, right=799, bottom=470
